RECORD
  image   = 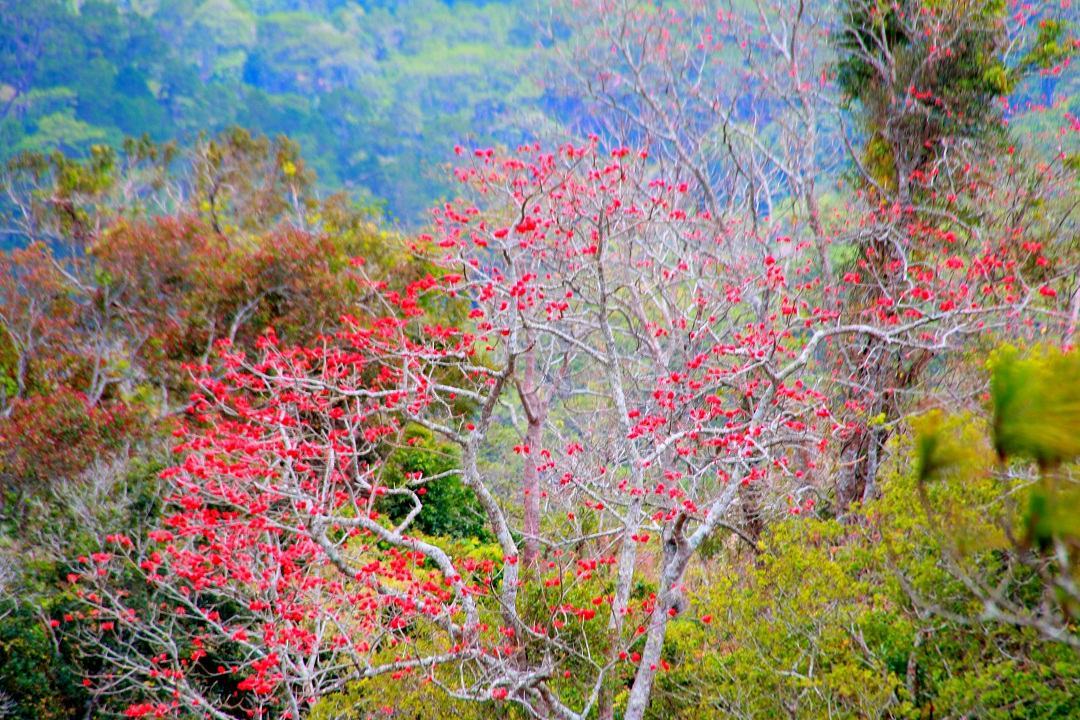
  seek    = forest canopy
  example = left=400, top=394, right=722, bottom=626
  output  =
left=0, top=0, right=539, bottom=226
left=1, top=1, right=1078, bottom=719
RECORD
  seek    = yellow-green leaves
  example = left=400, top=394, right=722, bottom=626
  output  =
left=990, top=346, right=1080, bottom=466
left=912, top=413, right=956, bottom=484
left=912, top=411, right=989, bottom=484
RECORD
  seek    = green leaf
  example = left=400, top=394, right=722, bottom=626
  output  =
left=991, top=346, right=1080, bottom=466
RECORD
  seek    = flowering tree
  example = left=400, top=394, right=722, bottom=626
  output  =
left=545, top=0, right=1078, bottom=509
left=0, top=131, right=424, bottom=718
left=70, top=117, right=1072, bottom=719
left=0, top=1, right=1072, bottom=718
left=54, top=1, right=1078, bottom=718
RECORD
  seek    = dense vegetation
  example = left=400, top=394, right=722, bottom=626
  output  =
left=0, top=0, right=538, bottom=225
left=1, top=1, right=1078, bottom=719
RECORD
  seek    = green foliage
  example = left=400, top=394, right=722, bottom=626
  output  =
left=0, top=607, right=86, bottom=720
left=1017, top=20, right=1077, bottom=75
left=656, top=460, right=1080, bottom=719
left=912, top=410, right=974, bottom=483
left=990, top=346, right=1080, bottom=466
left=379, top=425, right=490, bottom=540
left=0, top=454, right=166, bottom=720
left=664, top=519, right=914, bottom=719
left=651, top=348, right=1080, bottom=719
left=0, top=0, right=1074, bottom=716
left=0, top=130, right=454, bottom=719
left=861, top=132, right=899, bottom=191
left=834, top=0, right=1022, bottom=193
left=13, top=112, right=109, bottom=155
left=0, top=0, right=541, bottom=225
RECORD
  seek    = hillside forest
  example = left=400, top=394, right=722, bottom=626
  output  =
left=1, top=1, right=1079, bottom=719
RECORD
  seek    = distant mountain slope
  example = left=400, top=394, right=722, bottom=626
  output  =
left=0, top=0, right=540, bottom=225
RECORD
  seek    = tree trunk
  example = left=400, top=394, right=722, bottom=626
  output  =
left=738, top=480, right=765, bottom=542
left=520, top=345, right=546, bottom=569
left=623, top=530, right=691, bottom=720
left=836, top=426, right=871, bottom=511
